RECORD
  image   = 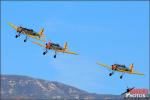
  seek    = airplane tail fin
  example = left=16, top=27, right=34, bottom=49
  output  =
left=129, top=63, right=134, bottom=73
left=64, top=42, right=68, bottom=51
left=38, top=28, right=45, bottom=38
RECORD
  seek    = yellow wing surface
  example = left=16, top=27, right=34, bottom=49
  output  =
left=131, top=71, right=144, bottom=75
left=56, top=42, right=78, bottom=55
left=118, top=64, right=144, bottom=75
left=64, top=51, right=78, bottom=55
left=28, top=35, right=46, bottom=42
left=96, top=62, right=144, bottom=75
left=117, top=70, right=144, bottom=75
left=7, top=22, right=18, bottom=30
left=56, top=50, right=78, bottom=55
left=96, top=62, right=111, bottom=70
left=31, top=41, right=78, bottom=55
left=7, top=22, right=26, bottom=35
left=7, top=22, right=46, bottom=42
left=31, top=41, right=46, bottom=48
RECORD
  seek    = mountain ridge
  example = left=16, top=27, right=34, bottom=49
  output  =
left=1, top=74, right=122, bottom=100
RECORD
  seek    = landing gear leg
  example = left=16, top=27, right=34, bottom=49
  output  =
left=15, top=33, right=20, bottom=38
left=120, top=73, right=124, bottom=79
left=15, top=35, right=19, bottom=38
left=109, top=72, right=114, bottom=76
left=54, top=51, right=57, bottom=58
left=120, top=75, right=123, bottom=79
left=24, top=36, right=27, bottom=42
left=43, top=50, right=48, bottom=55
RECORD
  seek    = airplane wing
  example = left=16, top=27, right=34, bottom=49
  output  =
left=96, top=62, right=112, bottom=70
left=7, top=22, right=18, bottom=30
left=7, top=22, right=46, bottom=42
left=63, top=51, right=78, bottom=55
left=117, top=69, right=144, bottom=75
left=56, top=50, right=78, bottom=55
left=7, top=22, right=27, bottom=35
left=30, top=41, right=46, bottom=48
left=132, top=71, right=144, bottom=75
left=28, top=35, right=46, bottom=42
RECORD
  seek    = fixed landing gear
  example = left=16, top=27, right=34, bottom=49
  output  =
left=109, top=73, right=112, bottom=76
left=108, top=71, right=124, bottom=79
left=53, top=51, right=57, bottom=58
left=15, top=35, right=19, bottom=38
left=120, top=73, right=124, bottom=79
left=54, top=55, right=56, bottom=58
left=43, top=52, right=46, bottom=55
left=24, top=36, right=27, bottom=42
left=24, top=39, right=27, bottom=42
left=43, top=50, right=48, bottom=55
left=15, top=33, right=21, bottom=38
left=109, top=72, right=114, bottom=76
left=120, top=75, right=123, bottom=79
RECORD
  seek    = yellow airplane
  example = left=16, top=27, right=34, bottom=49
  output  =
left=7, top=22, right=45, bottom=42
left=96, top=62, right=144, bottom=79
left=32, top=41, right=78, bottom=58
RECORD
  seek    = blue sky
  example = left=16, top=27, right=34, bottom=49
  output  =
left=1, top=1, right=149, bottom=95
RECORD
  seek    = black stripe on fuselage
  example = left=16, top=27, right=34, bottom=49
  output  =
left=51, top=44, right=63, bottom=50
left=22, top=28, right=38, bottom=36
left=117, top=66, right=130, bottom=71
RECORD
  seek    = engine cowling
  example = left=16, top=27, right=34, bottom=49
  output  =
left=112, top=65, right=117, bottom=70
left=46, top=42, right=51, bottom=49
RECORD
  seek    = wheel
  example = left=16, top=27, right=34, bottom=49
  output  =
left=54, top=55, right=56, bottom=58
left=15, top=35, right=18, bottom=38
left=109, top=73, right=112, bottom=76
left=24, top=39, right=27, bottom=42
left=120, top=75, right=123, bottom=79
left=43, top=52, right=46, bottom=55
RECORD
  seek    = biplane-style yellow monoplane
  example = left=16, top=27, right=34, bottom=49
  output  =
left=96, top=62, right=144, bottom=79
left=7, top=22, right=45, bottom=42
left=32, top=41, right=78, bottom=58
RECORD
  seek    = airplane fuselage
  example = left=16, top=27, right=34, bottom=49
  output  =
left=17, top=27, right=40, bottom=37
left=112, top=64, right=130, bottom=71
left=46, top=43, right=64, bottom=51
left=43, top=42, right=66, bottom=58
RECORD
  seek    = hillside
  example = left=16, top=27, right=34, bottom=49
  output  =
left=1, top=74, right=122, bottom=100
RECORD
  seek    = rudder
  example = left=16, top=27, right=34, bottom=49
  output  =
left=64, top=42, right=68, bottom=50
left=39, top=28, right=45, bottom=38
left=129, top=64, right=134, bottom=73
